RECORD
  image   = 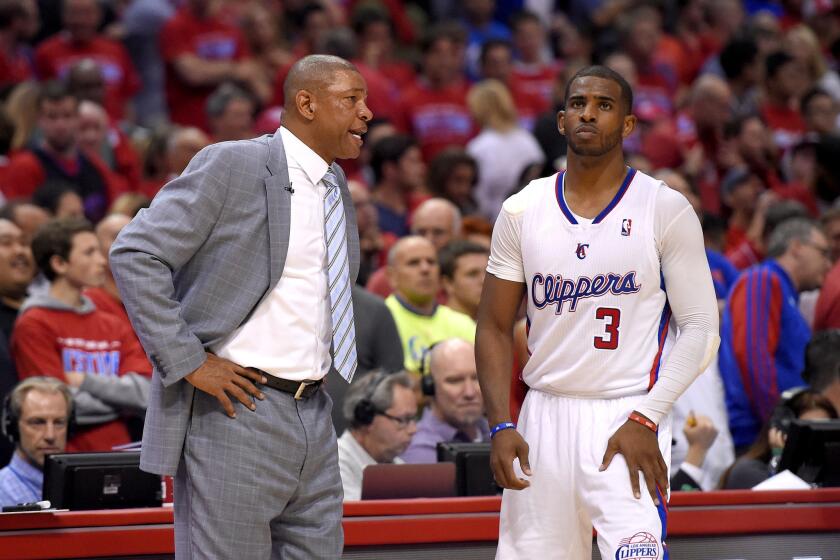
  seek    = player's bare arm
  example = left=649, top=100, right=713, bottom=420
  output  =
left=476, top=273, right=531, bottom=490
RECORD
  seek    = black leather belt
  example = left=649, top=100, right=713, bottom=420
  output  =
left=252, top=369, right=324, bottom=400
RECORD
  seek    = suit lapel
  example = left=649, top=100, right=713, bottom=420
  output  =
left=265, top=134, right=292, bottom=289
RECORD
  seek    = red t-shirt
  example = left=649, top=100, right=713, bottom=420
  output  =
left=512, top=61, right=560, bottom=109
left=85, top=287, right=151, bottom=369
left=761, top=102, right=806, bottom=152
left=11, top=301, right=152, bottom=452
left=0, top=47, right=32, bottom=87
left=509, top=77, right=550, bottom=131
left=34, top=33, right=141, bottom=121
left=160, top=9, right=248, bottom=130
left=395, top=79, right=475, bottom=162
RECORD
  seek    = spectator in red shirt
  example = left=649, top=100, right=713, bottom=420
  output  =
left=159, top=0, right=259, bottom=131
left=510, top=10, right=559, bottom=109
left=0, top=0, right=34, bottom=89
left=352, top=6, right=416, bottom=91
left=395, top=23, right=475, bottom=162
left=2, top=81, right=125, bottom=223
left=11, top=218, right=151, bottom=452
left=760, top=50, right=809, bottom=151
left=206, top=82, right=256, bottom=142
left=479, top=40, right=548, bottom=131
left=34, top=0, right=140, bottom=122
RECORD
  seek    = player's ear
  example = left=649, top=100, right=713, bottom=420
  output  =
left=557, top=110, right=566, bottom=136
left=622, top=114, right=637, bottom=138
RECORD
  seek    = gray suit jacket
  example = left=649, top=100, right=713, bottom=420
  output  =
left=110, top=132, right=360, bottom=476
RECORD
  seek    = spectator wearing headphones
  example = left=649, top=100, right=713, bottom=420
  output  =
left=337, top=370, right=417, bottom=501
left=400, top=338, right=489, bottom=464
left=0, top=377, right=73, bottom=507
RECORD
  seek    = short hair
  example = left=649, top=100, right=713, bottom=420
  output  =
left=321, top=27, right=359, bottom=61
left=31, top=217, right=95, bottom=281
left=37, top=80, right=77, bottom=111
left=724, top=113, right=764, bottom=139
left=281, top=54, right=358, bottom=109
left=763, top=200, right=810, bottom=239
left=206, top=82, right=257, bottom=120
left=420, top=21, right=466, bottom=54
left=9, top=376, right=72, bottom=420
left=351, top=5, right=391, bottom=36
left=32, top=180, right=78, bottom=215
left=765, top=217, right=820, bottom=258
left=479, top=39, right=512, bottom=68
left=427, top=148, right=478, bottom=199
left=564, top=65, right=634, bottom=115
left=370, top=134, right=416, bottom=184
left=438, top=240, right=489, bottom=280
left=803, top=330, right=840, bottom=391
left=510, top=9, right=542, bottom=31
left=765, top=50, right=795, bottom=81
left=342, top=370, right=414, bottom=428
left=719, top=36, right=759, bottom=80
left=801, top=87, right=833, bottom=115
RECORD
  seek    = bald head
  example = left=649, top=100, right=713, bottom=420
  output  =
left=429, top=338, right=474, bottom=380
left=690, top=74, right=732, bottom=129
left=411, top=198, right=462, bottom=251
left=282, top=54, right=359, bottom=111
left=167, top=127, right=210, bottom=176
left=67, top=58, right=105, bottom=105
left=96, top=213, right=131, bottom=262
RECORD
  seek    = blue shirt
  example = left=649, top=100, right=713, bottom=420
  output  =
left=0, top=453, right=43, bottom=507
left=719, top=260, right=810, bottom=448
left=706, top=249, right=739, bottom=300
left=400, top=407, right=490, bottom=464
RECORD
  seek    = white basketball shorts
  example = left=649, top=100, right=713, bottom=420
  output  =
left=496, top=389, right=672, bottom=559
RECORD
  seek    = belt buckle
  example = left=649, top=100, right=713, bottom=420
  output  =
left=294, top=381, right=312, bottom=400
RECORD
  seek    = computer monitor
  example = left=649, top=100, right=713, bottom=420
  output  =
left=42, top=451, right=163, bottom=510
left=436, top=442, right=500, bottom=496
left=778, top=419, right=840, bottom=487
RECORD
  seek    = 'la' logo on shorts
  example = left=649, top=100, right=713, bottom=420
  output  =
left=615, top=531, right=659, bottom=559
left=621, top=218, right=632, bottom=236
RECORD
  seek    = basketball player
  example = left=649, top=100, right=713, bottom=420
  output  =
left=475, top=66, right=720, bottom=559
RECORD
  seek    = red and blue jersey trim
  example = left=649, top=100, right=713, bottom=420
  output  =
left=554, top=167, right=637, bottom=225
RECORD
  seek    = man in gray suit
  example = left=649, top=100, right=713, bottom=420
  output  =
left=110, top=55, right=372, bottom=559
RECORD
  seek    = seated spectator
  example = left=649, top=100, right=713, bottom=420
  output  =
left=34, top=0, right=140, bottom=122
left=0, top=217, right=35, bottom=340
left=719, top=218, right=832, bottom=449
left=460, top=215, right=492, bottom=249
left=337, top=370, right=417, bottom=501
left=206, top=82, right=257, bottom=142
left=466, top=79, right=544, bottom=222
left=801, top=88, right=839, bottom=136
left=802, top=329, right=840, bottom=415
left=479, top=40, right=547, bottom=130
left=0, top=377, right=72, bottom=507
left=348, top=180, right=383, bottom=287
left=760, top=50, right=808, bottom=152
left=369, top=134, right=428, bottom=238
left=439, top=240, right=489, bottom=321
left=401, top=338, right=489, bottom=463
left=721, top=388, right=837, bottom=489
left=814, top=208, right=840, bottom=330
left=11, top=218, right=151, bottom=452
left=426, top=148, right=479, bottom=217
left=160, top=0, right=261, bottom=131
left=510, top=10, right=560, bottom=109
left=2, top=81, right=124, bottom=223
left=670, top=413, right=719, bottom=491
left=384, top=236, right=476, bottom=372
left=141, top=125, right=210, bottom=198
left=32, top=180, right=85, bottom=219
left=412, top=198, right=462, bottom=252
left=395, top=23, right=474, bottom=162
left=0, top=0, right=34, bottom=89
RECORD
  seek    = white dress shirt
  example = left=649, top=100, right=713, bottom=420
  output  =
left=211, top=127, right=333, bottom=381
left=337, top=429, right=404, bottom=501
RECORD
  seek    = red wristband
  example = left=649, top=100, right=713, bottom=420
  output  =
left=628, top=411, right=657, bottom=433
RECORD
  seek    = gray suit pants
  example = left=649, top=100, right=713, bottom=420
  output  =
left=174, top=386, right=343, bottom=559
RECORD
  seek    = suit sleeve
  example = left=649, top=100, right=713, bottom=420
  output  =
left=729, top=271, right=783, bottom=422
left=109, top=144, right=230, bottom=387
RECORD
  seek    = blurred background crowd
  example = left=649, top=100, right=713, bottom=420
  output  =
left=1, top=0, right=840, bottom=503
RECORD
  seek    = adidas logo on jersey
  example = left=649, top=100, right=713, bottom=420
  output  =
left=531, top=271, right=641, bottom=314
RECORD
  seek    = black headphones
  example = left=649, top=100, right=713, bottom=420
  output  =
left=419, top=342, right=441, bottom=397
left=769, top=386, right=809, bottom=437
left=1, top=388, right=76, bottom=445
left=352, top=371, right=391, bottom=427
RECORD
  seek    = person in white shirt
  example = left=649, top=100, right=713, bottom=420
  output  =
left=476, top=66, right=719, bottom=559
left=337, top=370, right=417, bottom=501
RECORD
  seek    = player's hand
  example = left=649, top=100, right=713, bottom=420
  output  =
left=490, top=428, right=532, bottom=490
left=185, top=353, right=267, bottom=418
left=600, top=416, right=668, bottom=505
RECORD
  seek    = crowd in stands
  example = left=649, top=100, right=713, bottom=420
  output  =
left=1, top=0, right=840, bottom=506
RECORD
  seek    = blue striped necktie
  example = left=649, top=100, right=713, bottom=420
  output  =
left=322, top=169, right=357, bottom=383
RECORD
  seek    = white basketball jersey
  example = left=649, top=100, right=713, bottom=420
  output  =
left=520, top=168, right=673, bottom=398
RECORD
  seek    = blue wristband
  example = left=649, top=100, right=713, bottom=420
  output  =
left=490, top=421, right=516, bottom=438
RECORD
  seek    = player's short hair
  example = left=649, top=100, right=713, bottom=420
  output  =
left=564, top=65, right=633, bottom=115
left=438, top=240, right=489, bottom=280
left=765, top=217, right=820, bottom=259
left=32, top=217, right=95, bottom=281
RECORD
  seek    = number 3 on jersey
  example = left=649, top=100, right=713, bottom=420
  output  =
left=594, top=307, right=620, bottom=349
